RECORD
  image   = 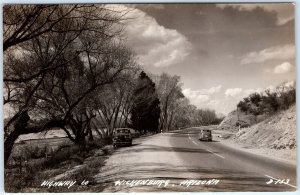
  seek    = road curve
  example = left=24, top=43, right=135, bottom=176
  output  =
left=93, top=128, right=297, bottom=192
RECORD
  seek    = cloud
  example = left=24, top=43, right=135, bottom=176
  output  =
left=206, top=99, right=223, bottom=111
left=183, top=85, right=222, bottom=99
left=183, top=86, right=223, bottom=108
left=182, top=85, right=224, bottom=111
left=195, top=94, right=210, bottom=102
left=244, top=88, right=264, bottom=96
left=265, top=85, right=276, bottom=93
left=241, top=44, right=295, bottom=65
left=121, top=6, right=191, bottom=67
left=202, top=83, right=294, bottom=115
left=284, top=80, right=295, bottom=87
left=216, top=3, right=294, bottom=25
left=245, top=85, right=278, bottom=96
left=202, top=85, right=222, bottom=94
left=183, top=88, right=209, bottom=105
left=183, top=88, right=209, bottom=100
left=273, top=62, right=293, bottom=74
left=225, top=88, right=243, bottom=97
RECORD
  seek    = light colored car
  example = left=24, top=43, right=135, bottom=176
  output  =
left=199, top=129, right=212, bottom=141
left=113, top=129, right=132, bottom=147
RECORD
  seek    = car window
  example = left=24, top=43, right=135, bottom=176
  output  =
left=114, top=129, right=132, bottom=134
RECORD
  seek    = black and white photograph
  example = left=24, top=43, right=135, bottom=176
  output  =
left=3, top=3, right=297, bottom=192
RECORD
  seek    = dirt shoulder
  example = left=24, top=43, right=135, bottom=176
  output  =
left=214, top=105, right=297, bottom=166
left=213, top=132, right=296, bottom=166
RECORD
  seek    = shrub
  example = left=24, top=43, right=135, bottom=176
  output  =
left=249, top=93, right=262, bottom=106
left=237, top=82, right=295, bottom=116
left=22, top=145, right=50, bottom=160
left=237, top=101, right=248, bottom=112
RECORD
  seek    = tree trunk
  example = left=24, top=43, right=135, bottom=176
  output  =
left=75, top=133, right=87, bottom=151
left=4, top=129, right=21, bottom=166
left=87, top=123, right=93, bottom=141
left=5, top=110, right=30, bottom=166
left=163, top=97, right=169, bottom=131
left=4, top=114, right=65, bottom=166
left=167, top=110, right=175, bottom=131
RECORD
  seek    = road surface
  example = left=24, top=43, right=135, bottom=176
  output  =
left=93, top=128, right=297, bottom=192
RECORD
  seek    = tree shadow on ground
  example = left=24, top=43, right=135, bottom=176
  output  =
left=113, top=144, right=218, bottom=155
left=94, top=163, right=292, bottom=192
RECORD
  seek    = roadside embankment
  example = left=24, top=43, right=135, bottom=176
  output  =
left=215, top=105, right=296, bottom=164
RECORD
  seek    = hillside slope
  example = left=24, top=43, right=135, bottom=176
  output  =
left=216, top=104, right=297, bottom=163
left=235, top=104, right=296, bottom=150
left=218, top=109, right=256, bottom=130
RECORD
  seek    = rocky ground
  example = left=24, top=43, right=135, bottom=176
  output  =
left=216, top=105, right=297, bottom=164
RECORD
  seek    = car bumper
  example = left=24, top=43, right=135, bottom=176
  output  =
left=113, top=139, right=132, bottom=145
left=200, top=137, right=212, bottom=141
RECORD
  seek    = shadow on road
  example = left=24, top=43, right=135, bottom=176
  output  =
left=163, top=132, right=198, bottom=138
left=199, top=139, right=220, bottom=143
left=94, top=131, right=296, bottom=192
left=113, top=144, right=223, bottom=155
left=95, top=162, right=292, bottom=192
left=114, top=143, right=141, bottom=150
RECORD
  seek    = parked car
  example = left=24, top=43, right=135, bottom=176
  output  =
left=199, top=129, right=212, bottom=141
left=113, top=129, right=132, bottom=147
left=129, top=128, right=140, bottom=138
left=117, top=128, right=140, bottom=138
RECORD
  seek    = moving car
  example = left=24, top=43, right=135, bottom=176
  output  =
left=113, top=128, right=132, bottom=147
left=199, top=129, right=212, bottom=141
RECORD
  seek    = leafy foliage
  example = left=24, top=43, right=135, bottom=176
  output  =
left=237, top=82, right=296, bottom=116
left=130, top=71, right=161, bottom=133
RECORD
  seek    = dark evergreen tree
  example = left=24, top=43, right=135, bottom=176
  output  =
left=130, top=71, right=161, bottom=133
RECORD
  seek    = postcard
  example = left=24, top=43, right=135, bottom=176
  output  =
left=3, top=3, right=296, bottom=192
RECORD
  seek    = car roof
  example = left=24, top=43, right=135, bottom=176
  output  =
left=116, top=128, right=134, bottom=130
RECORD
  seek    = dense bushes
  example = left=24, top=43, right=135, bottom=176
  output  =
left=237, top=82, right=296, bottom=116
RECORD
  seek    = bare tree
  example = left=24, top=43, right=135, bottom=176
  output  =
left=156, top=73, right=184, bottom=131
left=3, top=5, right=125, bottom=51
left=171, top=98, right=197, bottom=129
left=3, top=5, right=133, bottom=165
left=92, top=67, right=139, bottom=137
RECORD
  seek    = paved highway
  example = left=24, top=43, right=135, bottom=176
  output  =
left=94, top=128, right=297, bottom=192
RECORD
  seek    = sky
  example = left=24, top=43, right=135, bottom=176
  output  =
left=118, top=3, right=295, bottom=115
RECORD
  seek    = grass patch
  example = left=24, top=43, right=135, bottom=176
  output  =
left=5, top=138, right=110, bottom=192
left=38, top=155, right=107, bottom=192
